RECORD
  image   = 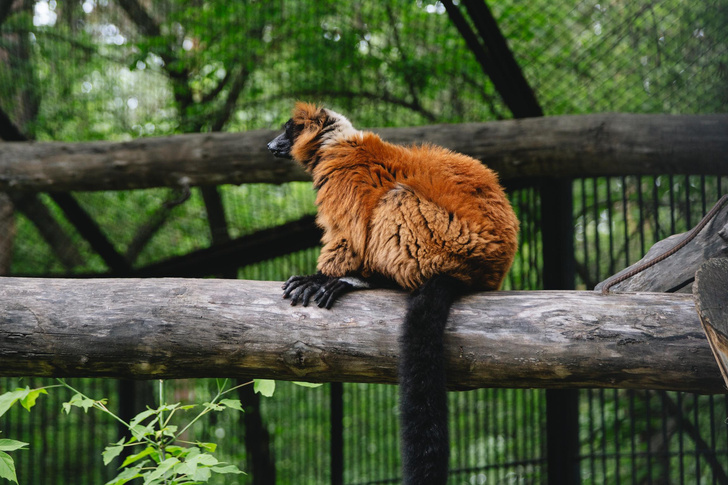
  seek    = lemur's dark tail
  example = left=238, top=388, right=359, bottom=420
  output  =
left=399, top=274, right=462, bottom=485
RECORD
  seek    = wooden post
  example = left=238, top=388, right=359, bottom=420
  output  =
left=694, top=258, right=728, bottom=389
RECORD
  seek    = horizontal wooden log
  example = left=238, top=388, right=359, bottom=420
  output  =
left=0, top=277, right=722, bottom=393
left=1, top=114, right=726, bottom=192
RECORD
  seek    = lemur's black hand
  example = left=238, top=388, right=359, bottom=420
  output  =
left=282, top=273, right=329, bottom=307
left=313, top=277, right=355, bottom=309
left=282, top=274, right=361, bottom=309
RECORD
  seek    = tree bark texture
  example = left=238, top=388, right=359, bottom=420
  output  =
left=694, top=258, right=728, bottom=389
left=0, top=277, right=722, bottom=393
left=1, top=114, right=726, bottom=193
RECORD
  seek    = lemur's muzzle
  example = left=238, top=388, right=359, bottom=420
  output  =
left=267, top=132, right=292, bottom=159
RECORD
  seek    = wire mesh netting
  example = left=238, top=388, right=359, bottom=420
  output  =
left=1, top=0, right=727, bottom=483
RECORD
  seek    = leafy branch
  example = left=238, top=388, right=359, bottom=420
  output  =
left=59, top=378, right=248, bottom=485
left=0, top=378, right=283, bottom=484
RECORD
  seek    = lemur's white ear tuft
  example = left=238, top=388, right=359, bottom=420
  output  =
left=321, top=109, right=359, bottom=146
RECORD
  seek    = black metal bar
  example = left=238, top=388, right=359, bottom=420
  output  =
left=545, top=389, right=580, bottom=485
left=541, top=179, right=579, bottom=485
left=330, top=382, right=344, bottom=485
left=540, top=181, right=574, bottom=290
left=199, top=185, right=238, bottom=279
left=237, top=383, right=276, bottom=485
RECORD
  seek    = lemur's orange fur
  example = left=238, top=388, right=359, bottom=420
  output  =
left=290, top=102, right=519, bottom=291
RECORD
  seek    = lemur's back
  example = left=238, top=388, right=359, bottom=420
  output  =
left=313, top=133, right=519, bottom=290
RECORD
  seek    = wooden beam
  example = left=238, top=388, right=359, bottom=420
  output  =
left=0, top=277, right=722, bottom=393
left=1, top=114, right=726, bottom=193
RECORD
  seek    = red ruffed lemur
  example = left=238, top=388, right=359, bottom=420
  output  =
left=268, top=103, right=519, bottom=484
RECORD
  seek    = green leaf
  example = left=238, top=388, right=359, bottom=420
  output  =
left=219, top=399, right=244, bottom=412
left=196, top=442, right=217, bottom=453
left=102, top=439, right=125, bottom=466
left=253, top=379, right=275, bottom=397
left=142, top=457, right=179, bottom=484
left=211, top=464, right=245, bottom=475
left=175, top=459, right=197, bottom=477
left=160, top=425, right=178, bottom=438
left=175, top=450, right=217, bottom=477
left=19, top=388, right=47, bottom=412
left=104, top=465, right=144, bottom=485
left=63, top=393, right=96, bottom=413
left=155, top=402, right=182, bottom=413
left=129, top=408, right=158, bottom=428
left=0, top=389, right=29, bottom=418
left=0, top=440, right=28, bottom=452
left=202, top=401, right=225, bottom=412
left=164, top=445, right=189, bottom=458
left=120, top=446, right=155, bottom=468
left=292, top=381, right=324, bottom=388
left=130, top=423, right=155, bottom=441
left=193, top=466, right=212, bottom=481
left=193, top=454, right=218, bottom=466
left=0, top=451, right=18, bottom=484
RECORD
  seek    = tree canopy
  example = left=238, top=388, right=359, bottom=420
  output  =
left=1, top=0, right=725, bottom=143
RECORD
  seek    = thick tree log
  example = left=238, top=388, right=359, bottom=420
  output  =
left=0, top=277, right=722, bottom=393
left=1, top=114, right=726, bottom=192
left=694, top=258, right=728, bottom=388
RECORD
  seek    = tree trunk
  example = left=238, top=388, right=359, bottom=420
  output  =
left=0, top=277, right=722, bottom=393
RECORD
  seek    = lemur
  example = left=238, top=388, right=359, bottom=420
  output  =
left=268, top=103, right=519, bottom=484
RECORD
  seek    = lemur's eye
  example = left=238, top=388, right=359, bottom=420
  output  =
left=285, top=119, right=304, bottom=141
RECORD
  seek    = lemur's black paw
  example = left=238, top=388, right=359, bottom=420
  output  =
left=282, top=274, right=360, bottom=309
left=282, top=273, right=329, bottom=307
left=313, top=277, right=355, bottom=309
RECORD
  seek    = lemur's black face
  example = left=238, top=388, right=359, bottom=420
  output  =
left=267, top=119, right=299, bottom=159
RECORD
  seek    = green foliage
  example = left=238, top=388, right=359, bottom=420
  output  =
left=0, top=388, right=47, bottom=417
left=252, top=380, right=275, bottom=398
left=2, top=0, right=724, bottom=147
left=0, top=379, right=293, bottom=484
left=0, top=387, right=48, bottom=484
left=59, top=379, right=246, bottom=485
left=0, top=440, right=28, bottom=484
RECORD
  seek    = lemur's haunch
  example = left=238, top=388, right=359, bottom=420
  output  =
left=268, top=103, right=519, bottom=484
